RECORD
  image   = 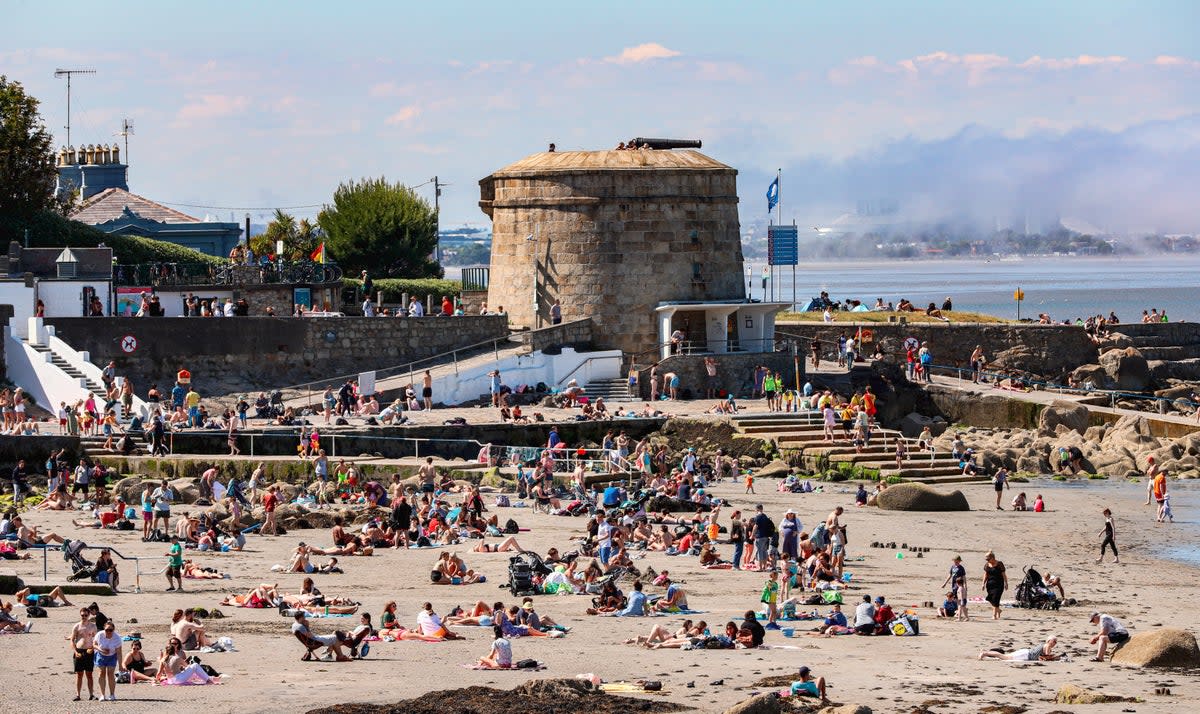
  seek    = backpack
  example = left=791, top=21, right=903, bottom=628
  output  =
left=335, top=417, right=349, bottom=426
left=494, top=495, right=511, bottom=508
left=503, top=518, right=519, bottom=534
left=26, top=605, right=47, bottom=618
left=515, top=658, right=539, bottom=669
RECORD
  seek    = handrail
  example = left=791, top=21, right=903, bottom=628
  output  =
left=555, top=356, right=618, bottom=389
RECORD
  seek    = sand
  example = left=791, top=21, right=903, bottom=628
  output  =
left=2, top=468, right=1198, bottom=713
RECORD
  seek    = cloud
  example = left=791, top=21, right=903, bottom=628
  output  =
left=832, top=51, right=1141, bottom=85
left=1019, top=54, right=1127, bottom=70
left=174, top=94, right=250, bottom=123
left=603, top=43, right=681, bottom=65
left=385, top=105, right=420, bottom=125
left=1154, top=55, right=1200, bottom=69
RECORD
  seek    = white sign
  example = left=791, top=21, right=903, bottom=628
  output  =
left=358, top=371, right=376, bottom=396
left=903, top=337, right=919, bottom=351
left=120, top=334, right=138, bottom=353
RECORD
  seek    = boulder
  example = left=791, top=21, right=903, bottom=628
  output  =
left=826, top=707, right=872, bottom=714
left=1099, top=332, right=1135, bottom=352
left=899, top=412, right=948, bottom=439
left=113, top=477, right=156, bottom=503
left=1085, top=446, right=1137, bottom=478
left=754, top=460, right=792, bottom=479
left=1110, top=628, right=1200, bottom=668
left=513, top=678, right=593, bottom=698
left=1037, top=400, right=1089, bottom=437
left=1099, top=347, right=1150, bottom=391
left=876, top=483, right=970, bottom=512
left=1102, top=415, right=1161, bottom=453
left=169, top=478, right=200, bottom=504
left=267, top=482, right=300, bottom=502
left=1055, top=684, right=1139, bottom=704
left=1071, top=364, right=1110, bottom=389
left=722, top=693, right=784, bottom=714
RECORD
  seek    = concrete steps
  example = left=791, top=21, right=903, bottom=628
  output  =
left=28, top=343, right=106, bottom=395
left=584, top=377, right=636, bottom=402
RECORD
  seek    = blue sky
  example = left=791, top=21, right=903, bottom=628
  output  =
left=6, top=1, right=1200, bottom=232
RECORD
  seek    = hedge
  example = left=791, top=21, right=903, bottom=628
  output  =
left=0, top=210, right=225, bottom=266
left=344, top=277, right=462, bottom=303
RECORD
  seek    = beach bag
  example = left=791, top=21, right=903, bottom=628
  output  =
left=889, top=615, right=918, bottom=636
left=503, top=518, right=519, bottom=534
left=26, top=605, right=47, bottom=618
left=821, top=590, right=843, bottom=605
left=494, top=495, right=511, bottom=508
left=515, top=658, right=539, bottom=669
left=430, top=570, right=443, bottom=583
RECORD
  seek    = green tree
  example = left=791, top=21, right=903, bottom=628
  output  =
left=317, top=177, right=441, bottom=277
left=251, top=208, right=321, bottom=261
left=0, top=75, right=57, bottom=218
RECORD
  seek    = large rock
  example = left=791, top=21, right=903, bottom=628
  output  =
left=899, top=412, right=948, bottom=438
left=1071, top=363, right=1110, bottom=389
left=1037, top=400, right=1089, bottom=436
left=722, top=693, right=784, bottom=714
left=1099, top=347, right=1151, bottom=391
left=513, top=678, right=593, bottom=698
left=826, top=707, right=873, bottom=714
left=1110, top=628, right=1200, bottom=668
left=1099, top=332, right=1135, bottom=352
left=1103, top=415, right=1160, bottom=453
left=1055, top=684, right=1138, bottom=704
left=876, top=483, right=970, bottom=512
left=755, top=459, right=791, bottom=479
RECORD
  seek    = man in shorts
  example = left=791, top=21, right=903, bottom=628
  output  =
left=70, top=607, right=97, bottom=701
left=151, top=480, right=173, bottom=535
left=790, top=666, right=827, bottom=701
left=1089, top=611, right=1129, bottom=661
left=165, top=535, right=184, bottom=592
left=417, top=457, right=437, bottom=495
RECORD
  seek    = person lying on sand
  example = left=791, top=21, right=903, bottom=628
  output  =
left=181, top=561, right=226, bottom=579
left=471, top=536, right=525, bottom=553
left=979, top=636, right=1061, bottom=661
left=790, top=666, right=828, bottom=701
left=219, top=584, right=358, bottom=613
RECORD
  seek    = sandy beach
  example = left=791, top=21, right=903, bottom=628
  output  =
left=2, top=467, right=1198, bottom=714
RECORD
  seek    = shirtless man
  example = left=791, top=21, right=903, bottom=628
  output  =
left=417, top=457, right=438, bottom=496
left=14, top=516, right=65, bottom=546
left=171, top=609, right=211, bottom=650
left=69, top=607, right=98, bottom=701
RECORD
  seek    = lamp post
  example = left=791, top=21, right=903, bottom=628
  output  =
left=746, top=266, right=753, bottom=301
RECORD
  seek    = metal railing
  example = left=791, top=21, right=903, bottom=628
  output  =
left=114, top=261, right=342, bottom=288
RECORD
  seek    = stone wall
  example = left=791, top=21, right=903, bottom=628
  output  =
left=44, top=316, right=509, bottom=392
left=516, top=318, right=595, bottom=353
left=0, top=304, right=12, bottom=382
left=0, top=435, right=81, bottom=473
left=482, top=155, right=745, bottom=356
left=636, top=352, right=800, bottom=400
left=774, top=322, right=1099, bottom=381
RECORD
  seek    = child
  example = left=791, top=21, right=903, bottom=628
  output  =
left=1161, top=494, right=1174, bottom=523
left=938, top=591, right=959, bottom=619
left=1033, top=494, right=1045, bottom=512
left=761, top=570, right=780, bottom=629
left=744, top=472, right=755, bottom=494
left=895, top=439, right=907, bottom=470
left=1011, top=492, right=1028, bottom=511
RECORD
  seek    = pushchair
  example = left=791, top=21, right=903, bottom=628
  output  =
left=1014, top=566, right=1061, bottom=610
left=269, top=390, right=286, bottom=418
left=63, top=540, right=97, bottom=582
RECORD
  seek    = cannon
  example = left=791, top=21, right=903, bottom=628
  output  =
left=632, top=137, right=702, bottom=150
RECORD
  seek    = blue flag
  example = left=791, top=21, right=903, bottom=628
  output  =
left=766, top=177, right=779, bottom=214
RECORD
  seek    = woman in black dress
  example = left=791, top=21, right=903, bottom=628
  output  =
left=981, top=551, right=1008, bottom=620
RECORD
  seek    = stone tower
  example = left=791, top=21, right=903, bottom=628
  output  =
left=479, top=149, right=745, bottom=356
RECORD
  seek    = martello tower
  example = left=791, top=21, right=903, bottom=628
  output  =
left=479, top=145, right=746, bottom=356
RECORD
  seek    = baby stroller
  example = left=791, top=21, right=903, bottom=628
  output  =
left=269, top=390, right=286, bottom=418
left=507, top=554, right=540, bottom=596
left=63, top=540, right=97, bottom=582
left=1014, top=566, right=1061, bottom=610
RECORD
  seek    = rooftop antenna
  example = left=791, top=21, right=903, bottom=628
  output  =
left=114, top=117, right=133, bottom=183
left=53, top=68, right=96, bottom=150
left=114, top=118, right=134, bottom=162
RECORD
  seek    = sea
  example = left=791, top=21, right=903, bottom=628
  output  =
left=743, top=254, right=1200, bottom=322
left=1032, top=478, right=1199, bottom=568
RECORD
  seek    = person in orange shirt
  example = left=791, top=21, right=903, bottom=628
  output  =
left=1145, top=456, right=1169, bottom=523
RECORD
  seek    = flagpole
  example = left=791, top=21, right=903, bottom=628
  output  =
left=775, top=169, right=781, bottom=302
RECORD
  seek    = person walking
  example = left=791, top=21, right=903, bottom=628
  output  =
left=1096, top=508, right=1119, bottom=564
left=749, top=504, right=776, bottom=571
left=728, top=511, right=745, bottom=571
left=1145, top=457, right=1169, bottom=523
left=981, top=551, right=1007, bottom=620
left=992, top=467, right=1009, bottom=509
left=941, top=555, right=969, bottom=621
left=92, top=620, right=122, bottom=700
left=69, top=606, right=97, bottom=701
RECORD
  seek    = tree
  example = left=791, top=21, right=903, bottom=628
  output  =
left=0, top=75, right=57, bottom=219
left=251, top=209, right=321, bottom=261
left=317, top=177, right=441, bottom=277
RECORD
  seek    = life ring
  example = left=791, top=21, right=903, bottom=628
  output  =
left=860, top=329, right=874, bottom=343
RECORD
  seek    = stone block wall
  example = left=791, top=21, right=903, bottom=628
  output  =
left=773, top=322, right=1099, bottom=381
left=44, top=316, right=509, bottom=393
left=484, top=166, right=744, bottom=356
left=515, top=318, right=595, bottom=352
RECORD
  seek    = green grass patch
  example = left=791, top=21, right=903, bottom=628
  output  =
left=346, top=277, right=462, bottom=302
left=1086, top=473, right=1109, bottom=480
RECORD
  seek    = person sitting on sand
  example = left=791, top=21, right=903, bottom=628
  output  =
left=0, top=600, right=33, bottom=633
left=737, top=610, right=765, bottom=648
left=476, top=624, right=514, bottom=669
left=1089, top=612, right=1129, bottom=661
left=648, top=525, right=675, bottom=552
left=938, top=591, right=960, bottom=619
left=653, top=577, right=690, bottom=612
left=925, top=302, right=949, bottom=322
left=13, top=516, right=65, bottom=547
left=417, top=602, right=464, bottom=640
left=790, top=666, right=828, bottom=701
left=979, top=636, right=1060, bottom=661
left=170, top=609, right=211, bottom=650
left=156, top=636, right=217, bottom=684
left=120, top=640, right=156, bottom=683
left=587, top=580, right=646, bottom=616
left=1011, top=492, right=1028, bottom=511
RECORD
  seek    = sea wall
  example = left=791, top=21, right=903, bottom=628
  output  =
left=43, top=316, right=509, bottom=392
left=775, top=322, right=1099, bottom=380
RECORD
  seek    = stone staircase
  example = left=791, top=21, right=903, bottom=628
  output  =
left=731, top=412, right=990, bottom=485
left=27, top=342, right=107, bottom=396
left=584, top=377, right=636, bottom=402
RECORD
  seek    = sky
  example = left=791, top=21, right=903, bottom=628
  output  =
left=5, top=0, right=1200, bottom=234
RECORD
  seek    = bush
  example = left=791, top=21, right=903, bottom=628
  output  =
left=0, top=210, right=225, bottom=265
left=346, top=277, right=462, bottom=303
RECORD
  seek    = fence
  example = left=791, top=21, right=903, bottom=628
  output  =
left=114, top=261, right=342, bottom=288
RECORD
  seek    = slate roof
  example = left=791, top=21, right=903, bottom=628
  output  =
left=70, top=188, right=201, bottom=225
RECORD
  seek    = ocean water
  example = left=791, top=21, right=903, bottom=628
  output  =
left=746, top=254, right=1200, bottom=322
left=1033, top=477, right=1199, bottom=567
